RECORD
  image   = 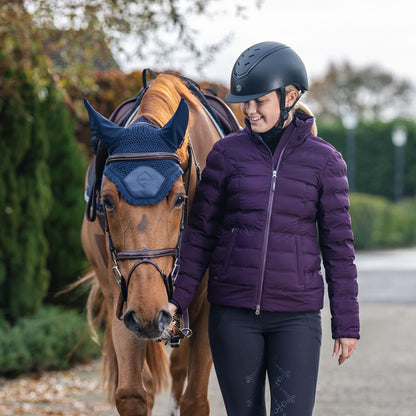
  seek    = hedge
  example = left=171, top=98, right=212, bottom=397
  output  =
left=349, top=194, right=416, bottom=250
left=0, top=306, right=101, bottom=376
left=317, top=120, right=416, bottom=200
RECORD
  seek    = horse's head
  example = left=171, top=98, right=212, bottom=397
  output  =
left=85, top=98, right=189, bottom=339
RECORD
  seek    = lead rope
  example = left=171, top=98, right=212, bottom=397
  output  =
left=155, top=312, right=192, bottom=347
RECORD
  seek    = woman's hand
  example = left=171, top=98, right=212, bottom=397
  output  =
left=333, top=338, right=357, bottom=365
left=168, top=302, right=178, bottom=317
left=167, top=302, right=178, bottom=330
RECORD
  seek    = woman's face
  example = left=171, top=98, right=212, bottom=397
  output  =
left=241, top=91, right=280, bottom=133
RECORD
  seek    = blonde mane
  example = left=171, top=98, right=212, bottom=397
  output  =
left=135, top=74, right=201, bottom=163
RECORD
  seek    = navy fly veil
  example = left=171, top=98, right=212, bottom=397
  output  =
left=84, top=97, right=189, bottom=206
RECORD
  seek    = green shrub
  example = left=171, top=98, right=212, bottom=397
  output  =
left=393, top=198, right=416, bottom=245
left=0, top=306, right=101, bottom=376
left=350, top=194, right=416, bottom=249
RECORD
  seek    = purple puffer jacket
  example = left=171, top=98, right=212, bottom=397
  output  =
left=172, top=111, right=360, bottom=339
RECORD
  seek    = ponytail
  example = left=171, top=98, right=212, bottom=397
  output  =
left=286, top=85, right=318, bottom=135
left=295, top=102, right=318, bottom=135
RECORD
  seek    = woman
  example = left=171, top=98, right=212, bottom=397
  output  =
left=169, top=41, right=360, bottom=416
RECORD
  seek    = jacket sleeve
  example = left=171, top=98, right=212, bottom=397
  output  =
left=171, top=141, right=228, bottom=312
left=317, top=150, right=360, bottom=339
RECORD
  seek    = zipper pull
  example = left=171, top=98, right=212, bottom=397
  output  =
left=255, top=305, right=261, bottom=315
left=272, top=170, right=277, bottom=191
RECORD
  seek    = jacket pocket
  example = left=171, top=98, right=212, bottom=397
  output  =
left=220, top=227, right=238, bottom=276
left=295, top=235, right=305, bottom=287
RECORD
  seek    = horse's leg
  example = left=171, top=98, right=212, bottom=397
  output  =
left=180, top=274, right=213, bottom=416
left=112, top=317, right=152, bottom=416
left=168, top=339, right=190, bottom=415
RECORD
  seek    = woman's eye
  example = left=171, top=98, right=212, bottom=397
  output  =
left=102, top=195, right=115, bottom=211
left=174, top=194, right=186, bottom=207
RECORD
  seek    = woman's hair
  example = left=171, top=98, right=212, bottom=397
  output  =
left=286, top=85, right=317, bottom=135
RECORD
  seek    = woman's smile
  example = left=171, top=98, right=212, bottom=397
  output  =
left=241, top=91, right=280, bottom=133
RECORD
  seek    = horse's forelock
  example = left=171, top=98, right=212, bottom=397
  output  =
left=136, top=74, right=200, bottom=164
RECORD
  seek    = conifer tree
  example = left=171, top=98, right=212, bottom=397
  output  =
left=43, top=88, right=88, bottom=305
left=0, top=5, right=52, bottom=320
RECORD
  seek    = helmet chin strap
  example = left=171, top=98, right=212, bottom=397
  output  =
left=276, top=86, right=302, bottom=130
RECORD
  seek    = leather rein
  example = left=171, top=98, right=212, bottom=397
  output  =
left=104, top=145, right=200, bottom=321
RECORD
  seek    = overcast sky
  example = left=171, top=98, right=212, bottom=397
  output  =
left=121, top=0, right=416, bottom=90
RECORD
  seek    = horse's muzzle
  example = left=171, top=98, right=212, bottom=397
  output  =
left=123, top=309, right=172, bottom=339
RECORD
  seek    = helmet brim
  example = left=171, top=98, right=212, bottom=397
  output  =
left=224, top=90, right=273, bottom=103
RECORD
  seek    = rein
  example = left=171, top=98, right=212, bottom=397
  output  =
left=105, top=144, right=200, bottom=322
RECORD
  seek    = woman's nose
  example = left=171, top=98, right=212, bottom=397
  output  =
left=244, top=100, right=256, bottom=114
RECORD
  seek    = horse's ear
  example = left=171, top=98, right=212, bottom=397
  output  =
left=84, top=98, right=124, bottom=148
left=161, top=98, right=189, bottom=149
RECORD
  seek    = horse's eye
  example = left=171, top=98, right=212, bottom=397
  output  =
left=102, top=195, right=115, bottom=211
left=174, top=194, right=186, bottom=208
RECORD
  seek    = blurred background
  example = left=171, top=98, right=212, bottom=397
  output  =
left=0, top=0, right=415, bottom=407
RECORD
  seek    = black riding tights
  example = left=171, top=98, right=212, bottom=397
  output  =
left=209, top=305, right=322, bottom=416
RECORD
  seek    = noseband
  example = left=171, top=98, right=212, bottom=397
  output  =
left=104, top=146, right=200, bottom=320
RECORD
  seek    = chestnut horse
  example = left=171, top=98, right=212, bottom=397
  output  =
left=81, top=73, right=225, bottom=416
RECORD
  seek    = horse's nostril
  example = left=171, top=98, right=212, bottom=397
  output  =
left=159, top=309, right=172, bottom=332
left=124, top=309, right=172, bottom=339
left=124, top=310, right=140, bottom=331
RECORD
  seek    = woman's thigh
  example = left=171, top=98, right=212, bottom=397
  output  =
left=265, top=311, right=322, bottom=416
left=209, top=305, right=267, bottom=416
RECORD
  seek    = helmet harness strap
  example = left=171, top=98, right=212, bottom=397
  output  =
left=276, top=86, right=303, bottom=130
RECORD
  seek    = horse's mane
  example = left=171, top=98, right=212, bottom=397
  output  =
left=136, top=73, right=201, bottom=163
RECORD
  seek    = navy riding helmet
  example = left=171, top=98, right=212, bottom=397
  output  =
left=225, top=41, right=308, bottom=129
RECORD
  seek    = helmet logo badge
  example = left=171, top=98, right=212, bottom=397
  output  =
left=236, top=84, right=242, bottom=92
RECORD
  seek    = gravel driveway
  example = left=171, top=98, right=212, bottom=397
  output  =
left=1, top=247, right=415, bottom=415
left=1, top=303, right=415, bottom=416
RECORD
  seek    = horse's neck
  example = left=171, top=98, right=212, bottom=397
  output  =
left=182, top=104, right=221, bottom=208
left=189, top=105, right=221, bottom=172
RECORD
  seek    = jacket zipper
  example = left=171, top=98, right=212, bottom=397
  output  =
left=255, top=143, right=288, bottom=315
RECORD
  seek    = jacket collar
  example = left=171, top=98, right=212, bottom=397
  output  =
left=245, top=111, right=315, bottom=152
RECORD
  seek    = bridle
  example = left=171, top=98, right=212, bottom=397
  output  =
left=104, top=145, right=200, bottom=321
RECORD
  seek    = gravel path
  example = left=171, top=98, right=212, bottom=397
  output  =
left=2, top=247, right=415, bottom=415
left=1, top=303, right=415, bottom=415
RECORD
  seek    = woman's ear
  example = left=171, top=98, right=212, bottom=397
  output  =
left=285, top=90, right=299, bottom=108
